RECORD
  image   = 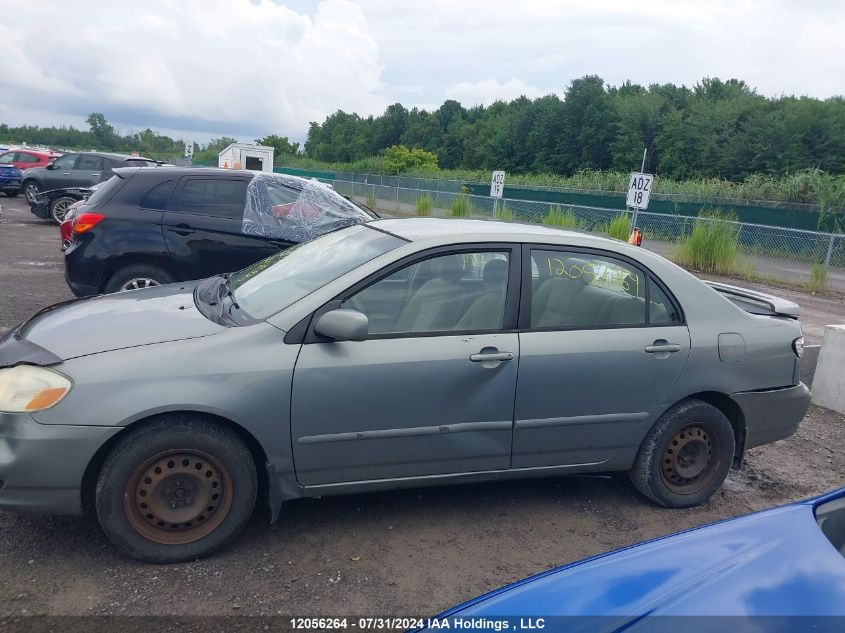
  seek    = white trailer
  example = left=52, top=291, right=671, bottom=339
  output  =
left=217, top=142, right=274, bottom=172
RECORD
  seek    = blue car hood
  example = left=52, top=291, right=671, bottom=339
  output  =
left=9, top=282, right=225, bottom=362
left=444, top=490, right=845, bottom=619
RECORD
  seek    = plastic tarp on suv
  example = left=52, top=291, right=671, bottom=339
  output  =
left=242, top=173, right=372, bottom=243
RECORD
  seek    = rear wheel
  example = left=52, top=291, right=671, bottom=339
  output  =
left=629, top=399, right=735, bottom=507
left=95, top=416, right=257, bottom=562
left=50, top=196, right=77, bottom=224
left=104, top=264, right=175, bottom=293
left=23, top=180, right=40, bottom=202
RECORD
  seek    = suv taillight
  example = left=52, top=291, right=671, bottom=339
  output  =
left=72, top=212, right=105, bottom=234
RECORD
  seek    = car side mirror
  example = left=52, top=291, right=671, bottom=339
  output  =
left=45, top=163, right=55, bottom=170
left=314, top=309, right=368, bottom=342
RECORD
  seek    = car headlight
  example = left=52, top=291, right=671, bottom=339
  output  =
left=0, top=365, right=72, bottom=413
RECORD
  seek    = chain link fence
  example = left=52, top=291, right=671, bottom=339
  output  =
left=333, top=178, right=845, bottom=286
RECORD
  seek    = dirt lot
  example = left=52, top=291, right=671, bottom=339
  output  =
left=0, top=196, right=843, bottom=618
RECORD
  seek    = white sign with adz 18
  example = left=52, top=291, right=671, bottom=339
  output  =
left=490, top=170, right=505, bottom=198
left=626, top=172, right=653, bottom=209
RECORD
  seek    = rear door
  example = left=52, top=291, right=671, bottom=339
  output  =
left=512, top=246, right=691, bottom=469
left=162, top=175, right=282, bottom=279
left=69, top=155, right=104, bottom=187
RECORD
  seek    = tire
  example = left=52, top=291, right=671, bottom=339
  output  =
left=4, top=190, right=19, bottom=198
left=23, top=180, right=40, bottom=203
left=629, top=399, right=735, bottom=508
left=95, top=416, right=257, bottom=563
left=50, top=196, right=77, bottom=224
left=104, top=264, right=175, bottom=293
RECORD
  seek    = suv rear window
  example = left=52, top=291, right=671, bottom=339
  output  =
left=86, top=175, right=125, bottom=205
left=174, top=178, right=249, bottom=219
left=139, top=180, right=177, bottom=210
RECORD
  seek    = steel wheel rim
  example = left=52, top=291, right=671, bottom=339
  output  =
left=52, top=198, right=73, bottom=223
left=124, top=449, right=233, bottom=545
left=25, top=183, right=39, bottom=202
left=120, top=278, right=160, bottom=291
left=660, top=424, right=719, bottom=494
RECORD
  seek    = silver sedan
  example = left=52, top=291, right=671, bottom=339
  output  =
left=0, top=219, right=810, bottom=561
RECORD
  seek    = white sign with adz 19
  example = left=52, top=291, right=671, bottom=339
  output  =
left=626, top=172, right=653, bottom=209
left=490, top=170, right=505, bottom=198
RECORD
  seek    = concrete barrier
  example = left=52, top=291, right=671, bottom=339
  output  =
left=811, top=325, right=845, bottom=415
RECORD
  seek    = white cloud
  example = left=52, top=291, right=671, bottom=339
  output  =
left=1, top=0, right=843, bottom=143
left=0, top=0, right=388, bottom=140
left=446, top=79, right=545, bottom=106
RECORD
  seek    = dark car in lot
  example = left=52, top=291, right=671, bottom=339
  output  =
left=63, top=167, right=375, bottom=295
left=21, top=151, right=158, bottom=202
left=30, top=184, right=100, bottom=224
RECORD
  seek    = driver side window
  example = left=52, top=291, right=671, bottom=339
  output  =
left=51, top=154, right=78, bottom=170
left=345, top=251, right=510, bottom=336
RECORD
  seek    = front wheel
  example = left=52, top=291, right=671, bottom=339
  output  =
left=629, top=399, right=735, bottom=508
left=95, top=416, right=257, bottom=562
left=23, top=180, right=40, bottom=202
left=104, top=263, right=175, bottom=293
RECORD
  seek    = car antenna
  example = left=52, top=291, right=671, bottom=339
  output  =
left=138, top=145, right=165, bottom=166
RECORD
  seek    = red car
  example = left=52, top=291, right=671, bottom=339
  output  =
left=0, top=148, right=59, bottom=171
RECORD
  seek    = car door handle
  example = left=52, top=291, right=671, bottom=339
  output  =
left=169, top=223, right=193, bottom=236
left=645, top=342, right=682, bottom=354
left=62, top=172, right=71, bottom=175
left=91, top=173, right=100, bottom=177
left=470, top=351, right=514, bottom=363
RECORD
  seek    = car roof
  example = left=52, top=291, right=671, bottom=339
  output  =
left=371, top=217, right=615, bottom=245
left=61, top=151, right=157, bottom=161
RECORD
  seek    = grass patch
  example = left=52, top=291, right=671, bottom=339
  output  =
left=673, top=210, right=740, bottom=275
left=495, top=205, right=515, bottom=221
left=365, top=191, right=377, bottom=210
left=808, top=264, right=829, bottom=293
left=606, top=213, right=633, bottom=241
left=542, top=204, right=583, bottom=228
left=450, top=194, right=474, bottom=217
left=415, top=193, right=433, bottom=216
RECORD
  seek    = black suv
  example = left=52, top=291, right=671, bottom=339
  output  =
left=63, top=167, right=375, bottom=296
left=21, top=151, right=158, bottom=202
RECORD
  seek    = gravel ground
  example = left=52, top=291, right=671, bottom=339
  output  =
left=0, top=195, right=843, bottom=619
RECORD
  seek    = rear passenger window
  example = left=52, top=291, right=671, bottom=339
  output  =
left=139, top=180, right=176, bottom=210
left=174, top=179, right=248, bottom=219
left=649, top=279, right=682, bottom=324
left=530, top=249, right=645, bottom=328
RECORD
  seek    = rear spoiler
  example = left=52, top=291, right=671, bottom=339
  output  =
left=704, top=281, right=800, bottom=318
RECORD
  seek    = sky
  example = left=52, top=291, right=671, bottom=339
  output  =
left=1, top=0, right=843, bottom=145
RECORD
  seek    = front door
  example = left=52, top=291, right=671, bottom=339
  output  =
left=512, top=247, right=691, bottom=468
left=291, top=247, right=521, bottom=486
left=42, top=154, right=77, bottom=190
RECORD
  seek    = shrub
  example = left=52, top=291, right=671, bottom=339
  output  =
left=415, top=193, right=433, bottom=216
left=383, top=145, right=439, bottom=174
left=606, top=213, right=633, bottom=241
left=495, top=206, right=515, bottom=221
left=450, top=194, right=473, bottom=217
left=674, top=210, right=740, bottom=275
left=365, top=190, right=377, bottom=210
left=542, top=204, right=582, bottom=228
left=808, top=264, right=829, bottom=293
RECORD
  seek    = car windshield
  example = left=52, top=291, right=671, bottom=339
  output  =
left=227, top=224, right=405, bottom=320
